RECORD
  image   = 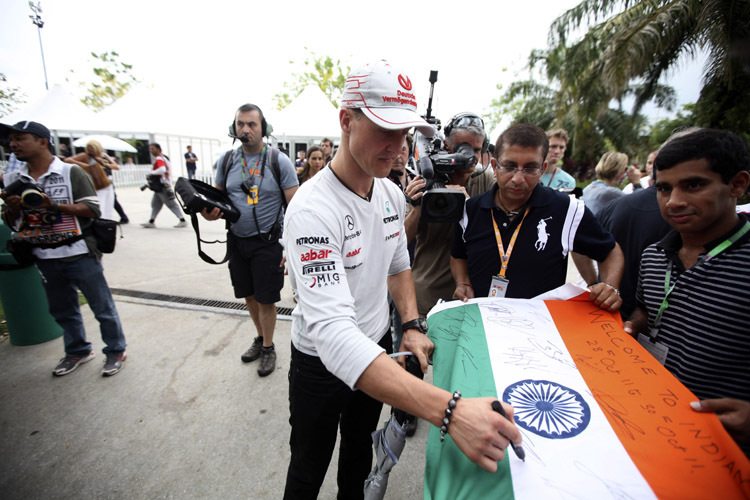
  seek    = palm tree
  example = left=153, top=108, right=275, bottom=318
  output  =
left=547, top=0, right=750, bottom=130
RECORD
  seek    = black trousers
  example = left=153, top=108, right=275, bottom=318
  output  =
left=284, top=332, right=392, bottom=500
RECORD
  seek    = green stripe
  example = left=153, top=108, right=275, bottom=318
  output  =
left=424, top=304, right=515, bottom=500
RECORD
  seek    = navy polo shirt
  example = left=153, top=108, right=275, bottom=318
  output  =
left=452, top=184, right=616, bottom=298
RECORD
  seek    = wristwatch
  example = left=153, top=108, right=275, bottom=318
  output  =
left=401, top=318, right=428, bottom=334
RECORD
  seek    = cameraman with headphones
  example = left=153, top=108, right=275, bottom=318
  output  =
left=201, top=104, right=298, bottom=377
left=404, top=113, right=495, bottom=317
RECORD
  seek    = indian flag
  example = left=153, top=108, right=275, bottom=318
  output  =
left=424, top=295, right=750, bottom=499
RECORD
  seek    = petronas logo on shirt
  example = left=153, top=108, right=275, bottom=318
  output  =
left=385, top=200, right=391, bottom=214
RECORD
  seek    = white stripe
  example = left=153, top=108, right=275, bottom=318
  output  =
left=477, top=299, right=656, bottom=499
left=459, top=204, right=468, bottom=243
left=560, top=195, right=585, bottom=257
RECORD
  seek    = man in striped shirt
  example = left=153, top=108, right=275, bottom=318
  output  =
left=624, top=128, right=750, bottom=455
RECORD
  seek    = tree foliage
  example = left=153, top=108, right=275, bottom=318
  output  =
left=0, top=73, right=26, bottom=118
left=72, top=51, right=138, bottom=112
left=490, top=0, right=750, bottom=175
left=548, top=0, right=750, bottom=130
left=273, top=48, right=350, bottom=110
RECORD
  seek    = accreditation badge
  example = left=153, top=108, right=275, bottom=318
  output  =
left=247, top=185, right=259, bottom=205
left=489, top=275, right=509, bottom=298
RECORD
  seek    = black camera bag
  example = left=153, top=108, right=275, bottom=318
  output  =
left=90, top=219, right=119, bottom=254
left=174, top=177, right=243, bottom=265
left=146, top=175, right=164, bottom=192
left=175, top=178, right=240, bottom=223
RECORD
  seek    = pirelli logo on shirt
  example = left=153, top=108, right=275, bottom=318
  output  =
left=302, top=261, right=336, bottom=275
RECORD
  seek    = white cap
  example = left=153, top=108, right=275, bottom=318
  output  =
left=340, top=60, right=435, bottom=137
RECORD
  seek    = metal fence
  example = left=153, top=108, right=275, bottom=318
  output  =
left=0, top=161, right=213, bottom=188
left=112, top=165, right=214, bottom=187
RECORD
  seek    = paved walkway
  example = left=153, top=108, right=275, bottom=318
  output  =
left=0, top=186, right=428, bottom=499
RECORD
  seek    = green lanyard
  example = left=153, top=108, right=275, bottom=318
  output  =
left=650, top=220, right=750, bottom=340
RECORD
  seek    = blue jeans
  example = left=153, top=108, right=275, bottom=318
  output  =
left=36, top=255, right=126, bottom=357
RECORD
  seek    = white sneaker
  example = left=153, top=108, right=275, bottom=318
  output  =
left=174, top=220, right=188, bottom=228
left=141, top=222, right=156, bottom=228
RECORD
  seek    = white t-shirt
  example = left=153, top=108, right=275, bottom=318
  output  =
left=622, top=176, right=650, bottom=194
left=283, top=167, right=410, bottom=389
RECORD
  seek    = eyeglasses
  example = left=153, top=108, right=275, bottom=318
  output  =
left=498, top=165, right=542, bottom=177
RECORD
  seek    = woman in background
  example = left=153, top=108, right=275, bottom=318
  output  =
left=582, top=151, right=628, bottom=218
left=65, top=140, right=116, bottom=219
left=296, top=146, right=325, bottom=185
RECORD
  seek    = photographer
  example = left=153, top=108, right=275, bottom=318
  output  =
left=201, top=104, right=298, bottom=377
left=404, top=113, right=495, bottom=317
left=0, top=121, right=127, bottom=377
left=141, top=143, right=188, bottom=228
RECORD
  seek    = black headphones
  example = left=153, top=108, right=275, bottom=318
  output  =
left=444, top=112, right=490, bottom=155
left=228, top=103, right=273, bottom=139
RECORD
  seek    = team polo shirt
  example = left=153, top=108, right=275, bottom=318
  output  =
left=636, top=216, right=750, bottom=403
left=284, top=167, right=410, bottom=389
left=452, top=184, right=615, bottom=298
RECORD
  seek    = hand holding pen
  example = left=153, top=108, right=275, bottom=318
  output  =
left=492, top=400, right=526, bottom=461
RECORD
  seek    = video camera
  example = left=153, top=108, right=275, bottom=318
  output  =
left=410, top=71, right=476, bottom=223
left=1, top=177, right=46, bottom=208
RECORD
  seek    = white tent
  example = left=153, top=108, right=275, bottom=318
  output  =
left=2, top=84, right=222, bottom=177
left=91, top=84, right=223, bottom=177
left=269, top=86, right=340, bottom=159
left=2, top=84, right=103, bottom=141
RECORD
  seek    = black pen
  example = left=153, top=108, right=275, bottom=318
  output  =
left=491, top=400, right=526, bottom=461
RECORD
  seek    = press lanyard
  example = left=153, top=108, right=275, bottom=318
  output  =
left=491, top=207, right=530, bottom=277
left=240, top=146, right=266, bottom=182
left=649, top=220, right=750, bottom=340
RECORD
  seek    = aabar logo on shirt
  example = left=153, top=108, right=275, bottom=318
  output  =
left=300, top=249, right=332, bottom=262
left=535, top=217, right=552, bottom=251
left=346, top=248, right=361, bottom=258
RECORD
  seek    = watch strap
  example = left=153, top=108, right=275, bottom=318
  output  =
left=402, top=318, right=427, bottom=334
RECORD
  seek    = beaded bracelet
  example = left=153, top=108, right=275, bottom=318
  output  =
left=440, top=390, right=462, bottom=442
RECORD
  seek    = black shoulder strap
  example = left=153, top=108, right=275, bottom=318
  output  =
left=221, top=149, right=235, bottom=192
left=187, top=212, right=231, bottom=265
left=267, top=147, right=287, bottom=210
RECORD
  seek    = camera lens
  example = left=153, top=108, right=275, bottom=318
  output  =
left=21, top=189, right=46, bottom=208
left=421, top=188, right=465, bottom=223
